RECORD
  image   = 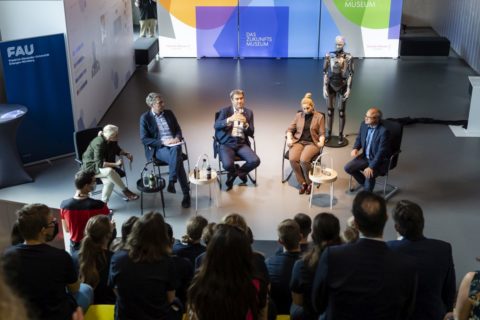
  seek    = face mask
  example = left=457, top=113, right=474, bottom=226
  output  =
left=45, top=220, right=59, bottom=242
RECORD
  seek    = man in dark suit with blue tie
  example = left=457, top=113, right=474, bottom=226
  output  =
left=344, top=107, right=390, bottom=191
left=387, top=200, right=456, bottom=320
left=140, top=92, right=190, bottom=208
left=312, top=191, right=417, bottom=320
left=214, top=89, right=260, bottom=191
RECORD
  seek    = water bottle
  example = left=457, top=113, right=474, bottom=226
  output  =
left=201, top=159, right=207, bottom=179
left=206, top=165, right=212, bottom=180
left=143, top=168, right=149, bottom=187
left=148, top=171, right=156, bottom=189
left=194, top=165, right=199, bottom=179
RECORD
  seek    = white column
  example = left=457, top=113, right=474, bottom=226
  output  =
left=450, top=76, right=480, bottom=137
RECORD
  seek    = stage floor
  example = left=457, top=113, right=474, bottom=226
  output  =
left=1, top=56, right=479, bottom=284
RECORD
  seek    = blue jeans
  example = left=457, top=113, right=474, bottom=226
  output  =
left=155, top=145, right=189, bottom=194
left=73, top=283, right=94, bottom=313
left=219, top=143, right=260, bottom=178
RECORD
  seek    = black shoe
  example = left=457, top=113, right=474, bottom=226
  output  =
left=225, top=172, right=237, bottom=191
left=167, top=181, right=176, bottom=194
left=239, top=174, right=248, bottom=184
left=181, top=194, right=191, bottom=208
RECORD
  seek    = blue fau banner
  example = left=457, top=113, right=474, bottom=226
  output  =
left=0, top=34, right=74, bottom=163
left=239, top=6, right=289, bottom=58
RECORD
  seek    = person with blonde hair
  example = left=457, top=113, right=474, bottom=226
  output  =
left=81, top=124, right=138, bottom=203
left=286, top=93, right=326, bottom=195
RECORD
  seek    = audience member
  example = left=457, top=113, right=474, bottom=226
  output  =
left=344, top=108, right=390, bottom=191
left=194, top=222, right=217, bottom=269
left=172, top=215, right=208, bottom=266
left=341, top=216, right=359, bottom=243
left=214, top=89, right=260, bottom=191
left=78, top=215, right=116, bottom=305
left=109, top=212, right=176, bottom=320
left=286, top=93, right=325, bottom=195
left=276, top=213, right=312, bottom=254
left=140, top=92, right=191, bottom=208
left=60, top=170, right=110, bottom=253
left=0, top=268, right=28, bottom=320
left=294, top=213, right=312, bottom=252
left=165, top=223, right=194, bottom=310
left=312, top=191, right=417, bottom=320
left=387, top=200, right=456, bottom=320
left=81, top=124, right=138, bottom=202
left=2, top=204, right=93, bottom=320
left=187, top=224, right=268, bottom=320
left=453, top=269, right=480, bottom=320
left=135, top=0, right=157, bottom=38
left=266, top=219, right=302, bottom=315
left=111, top=216, right=138, bottom=252
left=290, top=213, right=342, bottom=320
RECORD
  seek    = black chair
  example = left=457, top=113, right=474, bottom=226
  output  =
left=348, top=119, right=403, bottom=200
left=73, top=127, right=128, bottom=201
left=213, top=111, right=257, bottom=189
left=144, top=138, right=190, bottom=181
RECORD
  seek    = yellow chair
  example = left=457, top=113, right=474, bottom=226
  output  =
left=84, top=304, right=115, bottom=320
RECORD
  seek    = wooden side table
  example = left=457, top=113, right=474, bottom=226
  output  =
left=189, top=171, right=218, bottom=212
left=309, top=168, right=338, bottom=209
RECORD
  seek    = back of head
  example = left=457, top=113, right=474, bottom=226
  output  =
left=352, top=191, right=387, bottom=238
left=16, top=204, right=50, bottom=241
left=294, top=213, right=312, bottom=239
left=79, top=215, right=112, bottom=287
left=201, top=222, right=217, bottom=246
left=277, top=219, right=301, bottom=251
left=311, top=212, right=341, bottom=245
left=165, top=223, right=174, bottom=245
left=121, top=216, right=139, bottom=244
left=221, top=213, right=248, bottom=233
left=183, top=215, right=208, bottom=244
left=127, top=212, right=169, bottom=263
left=188, top=224, right=256, bottom=320
left=393, top=200, right=424, bottom=240
left=74, top=170, right=95, bottom=190
left=304, top=212, right=341, bottom=271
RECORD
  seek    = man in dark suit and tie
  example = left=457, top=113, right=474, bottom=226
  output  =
left=344, top=107, right=390, bottom=191
left=214, top=89, right=260, bottom=191
left=387, top=200, right=456, bottom=320
left=139, top=92, right=190, bottom=208
left=312, top=191, right=417, bottom=320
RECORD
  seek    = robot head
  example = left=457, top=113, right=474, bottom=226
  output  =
left=335, top=36, right=345, bottom=52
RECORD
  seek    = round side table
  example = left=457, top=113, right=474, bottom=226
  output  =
left=309, top=168, right=338, bottom=209
left=136, top=178, right=165, bottom=216
left=0, top=104, right=33, bottom=188
left=189, top=171, right=218, bottom=212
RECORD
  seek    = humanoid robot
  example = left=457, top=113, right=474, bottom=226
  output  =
left=323, top=36, right=354, bottom=146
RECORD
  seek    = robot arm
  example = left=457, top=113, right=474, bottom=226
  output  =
left=342, top=54, right=354, bottom=101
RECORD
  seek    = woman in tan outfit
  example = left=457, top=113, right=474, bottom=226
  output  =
left=286, top=93, right=326, bottom=195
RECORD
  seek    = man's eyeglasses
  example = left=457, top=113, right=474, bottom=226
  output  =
left=365, top=115, right=377, bottom=119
